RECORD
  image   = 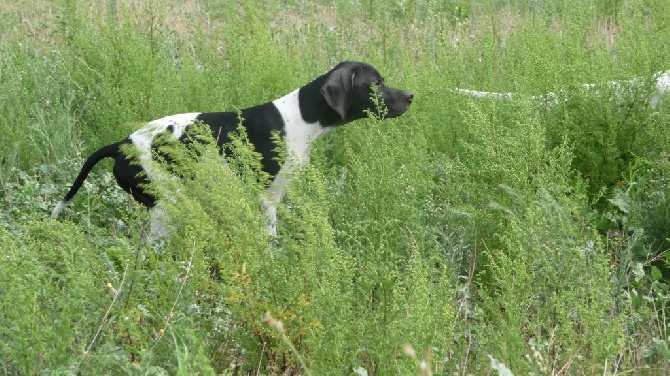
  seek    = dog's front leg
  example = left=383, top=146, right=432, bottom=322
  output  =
left=262, top=172, right=290, bottom=237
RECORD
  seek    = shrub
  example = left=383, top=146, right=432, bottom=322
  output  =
left=0, top=219, right=116, bottom=373
left=479, top=186, right=623, bottom=374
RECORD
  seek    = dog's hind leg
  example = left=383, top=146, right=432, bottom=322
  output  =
left=143, top=205, right=172, bottom=243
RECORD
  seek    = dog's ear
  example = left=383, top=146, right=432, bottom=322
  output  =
left=320, top=65, right=357, bottom=120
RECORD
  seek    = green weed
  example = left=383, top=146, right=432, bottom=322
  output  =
left=1, top=0, right=670, bottom=374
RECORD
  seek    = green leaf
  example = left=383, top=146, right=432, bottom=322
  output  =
left=633, top=262, right=646, bottom=282
left=609, top=189, right=632, bottom=214
left=651, top=266, right=662, bottom=282
left=653, top=338, right=670, bottom=360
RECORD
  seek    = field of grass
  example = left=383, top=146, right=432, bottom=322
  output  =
left=1, top=0, right=670, bottom=374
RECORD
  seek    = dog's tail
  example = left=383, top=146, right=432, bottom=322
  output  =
left=51, top=142, right=122, bottom=218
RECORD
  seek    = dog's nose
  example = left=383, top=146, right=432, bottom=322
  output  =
left=405, top=92, right=414, bottom=103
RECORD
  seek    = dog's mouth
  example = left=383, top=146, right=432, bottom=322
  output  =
left=385, top=107, right=409, bottom=118
left=383, top=90, right=414, bottom=118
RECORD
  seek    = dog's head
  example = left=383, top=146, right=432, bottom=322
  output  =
left=320, top=61, right=413, bottom=123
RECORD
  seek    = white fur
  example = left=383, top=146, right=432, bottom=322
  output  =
left=454, top=88, right=514, bottom=100
left=652, top=71, right=670, bottom=108
left=260, top=90, right=334, bottom=236
left=273, top=89, right=334, bottom=161
left=51, top=200, right=67, bottom=218
left=147, top=205, right=171, bottom=243
left=456, top=70, right=670, bottom=109
left=262, top=173, right=288, bottom=236
left=129, top=113, right=201, bottom=179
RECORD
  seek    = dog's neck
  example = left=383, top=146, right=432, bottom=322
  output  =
left=297, top=75, right=355, bottom=127
left=273, top=89, right=334, bottom=163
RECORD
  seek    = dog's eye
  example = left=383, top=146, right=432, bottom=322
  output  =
left=375, top=78, right=384, bottom=86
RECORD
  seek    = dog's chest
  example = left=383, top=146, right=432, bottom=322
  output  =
left=273, top=89, right=333, bottom=163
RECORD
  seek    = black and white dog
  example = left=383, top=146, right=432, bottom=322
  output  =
left=51, top=61, right=414, bottom=236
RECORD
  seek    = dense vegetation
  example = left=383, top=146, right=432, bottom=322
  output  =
left=1, top=0, right=669, bottom=374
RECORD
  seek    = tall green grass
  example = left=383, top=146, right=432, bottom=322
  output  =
left=1, top=0, right=669, bottom=373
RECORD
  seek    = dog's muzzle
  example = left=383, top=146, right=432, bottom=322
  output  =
left=384, top=89, right=414, bottom=118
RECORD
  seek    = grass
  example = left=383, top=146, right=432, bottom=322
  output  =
left=1, top=0, right=670, bottom=374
